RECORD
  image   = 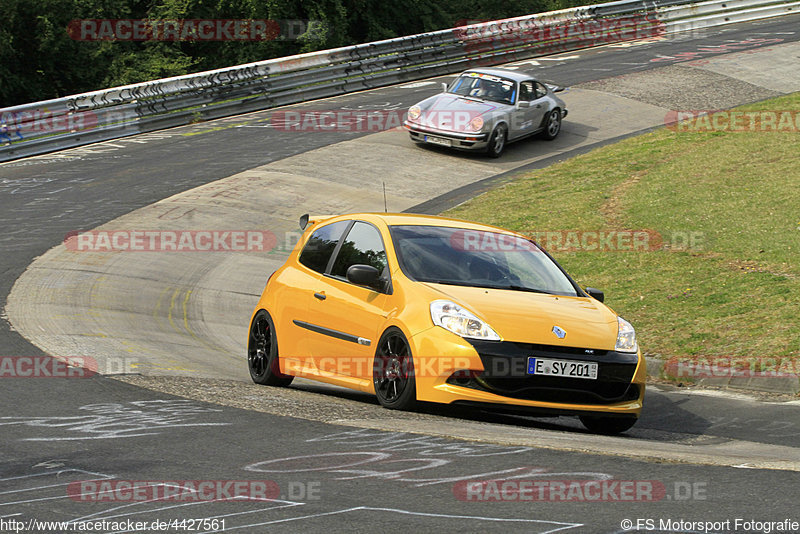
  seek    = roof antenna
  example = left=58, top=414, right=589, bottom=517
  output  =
left=382, top=181, right=388, bottom=213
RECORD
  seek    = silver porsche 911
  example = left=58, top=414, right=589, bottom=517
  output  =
left=403, top=68, right=568, bottom=158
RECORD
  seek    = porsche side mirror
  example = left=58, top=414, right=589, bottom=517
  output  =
left=441, top=82, right=449, bottom=93
left=585, top=287, right=605, bottom=302
left=516, top=101, right=530, bottom=109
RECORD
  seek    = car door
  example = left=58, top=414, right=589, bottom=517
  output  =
left=304, top=221, right=390, bottom=389
left=531, top=81, right=553, bottom=132
left=512, top=80, right=548, bottom=139
left=284, top=219, right=351, bottom=376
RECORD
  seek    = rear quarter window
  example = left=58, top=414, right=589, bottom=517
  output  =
left=298, top=220, right=350, bottom=274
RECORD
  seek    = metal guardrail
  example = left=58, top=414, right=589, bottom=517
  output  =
left=0, top=0, right=796, bottom=162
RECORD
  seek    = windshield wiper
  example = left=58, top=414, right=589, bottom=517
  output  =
left=420, top=279, right=473, bottom=287
left=488, top=284, right=553, bottom=294
left=420, top=280, right=553, bottom=294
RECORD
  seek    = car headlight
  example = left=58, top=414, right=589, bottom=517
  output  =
left=469, top=116, right=484, bottom=131
left=430, top=300, right=500, bottom=341
left=615, top=316, right=638, bottom=353
left=408, top=105, right=421, bottom=120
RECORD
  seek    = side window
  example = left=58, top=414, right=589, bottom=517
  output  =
left=534, top=82, right=548, bottom=99
left=298, top=220, right=350, bottom=274
left=519, top=81, right=534, bottom=101
left=331, top=222, right=388, bottom=279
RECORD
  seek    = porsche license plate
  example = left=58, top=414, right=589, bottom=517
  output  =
left=424, top=135, right=451, bottom=147
left=527, top=357, right=598, bottom=380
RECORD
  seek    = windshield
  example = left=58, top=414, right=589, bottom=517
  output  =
left=447, top=72, right=516, bottom=105
left=390, top=225, right=578, bottom=296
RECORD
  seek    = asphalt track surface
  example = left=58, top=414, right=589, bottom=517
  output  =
left=2, top=15, right=800, bottom=533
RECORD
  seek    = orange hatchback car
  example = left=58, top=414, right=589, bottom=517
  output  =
left=247, top=213, right=645, bottom=434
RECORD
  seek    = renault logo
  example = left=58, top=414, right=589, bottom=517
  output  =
left=552, top=326, right=566, bottom=339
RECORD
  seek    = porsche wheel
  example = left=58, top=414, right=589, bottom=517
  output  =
left=248, top=310, right=293, bottom=386
left=541, top=109, right=562, bottom=140
left=579, top=415, right=637, bottom=434
left=373, top=327, right=417, bottom=410
left=486, top=125, right=507, bottom=158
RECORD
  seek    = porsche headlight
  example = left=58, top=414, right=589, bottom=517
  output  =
left=430, top=300, right=500, bottom=341
left=408, top=105, right=421, bottom=120
left=469, top=116, right=484, bottom=131
left=615, top=316, right=638, bottom=353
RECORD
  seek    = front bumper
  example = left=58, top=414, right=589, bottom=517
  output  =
left=457, top=340, right=641, bottom=405
left=403, top=121, right=489, bottom=150
left=410, top=327, right=645, bottom=417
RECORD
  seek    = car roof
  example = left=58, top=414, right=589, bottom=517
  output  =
left=316, top=213, right=520, bottom=235
left=459, top=68, right=535, bottom=83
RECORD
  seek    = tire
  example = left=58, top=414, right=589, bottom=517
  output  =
left=579, top=415, right=638, bottom=435
left=247, top=309, right=293, bottom=386
left=540, top=109, right=562, bottom=140
left=373, top=327, right=417, bottom=410
left=486, top=124, right=507, bottom=158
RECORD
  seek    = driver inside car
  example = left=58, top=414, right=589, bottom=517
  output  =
left=468, top=79, right=486, bottom=98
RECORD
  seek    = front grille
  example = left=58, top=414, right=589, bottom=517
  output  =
left=451, top=340, right=640, bottom=405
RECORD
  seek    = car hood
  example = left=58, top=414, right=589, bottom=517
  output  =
left=413, top=94, right=502, bottom=131
left=423, top=283, right=619, bottom=350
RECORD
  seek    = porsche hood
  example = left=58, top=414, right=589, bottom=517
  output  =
left=411, top=94, right=502, bottom=132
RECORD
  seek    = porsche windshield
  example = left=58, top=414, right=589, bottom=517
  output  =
left=448, top=73, right=516, bottom=105
left=390, top=225, right=578, bottom=296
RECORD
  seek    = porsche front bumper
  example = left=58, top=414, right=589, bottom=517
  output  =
left=403, top=121, right=490, bottom=150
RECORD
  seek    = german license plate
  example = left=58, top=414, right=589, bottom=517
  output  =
left=527, top=357, right=598, bottom=380
left=424, top=135, right=451, bottom=147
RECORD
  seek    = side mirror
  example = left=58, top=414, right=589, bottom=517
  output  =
left=585, top=287, right=604, bottom=303
left=347, top=264, right=382, bottom=291
left=516, top=101, right=530, bottom=109
left=441, top=82, right=449, bottom=93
